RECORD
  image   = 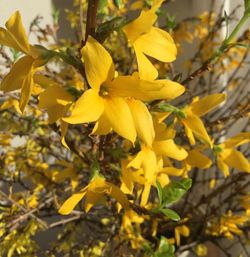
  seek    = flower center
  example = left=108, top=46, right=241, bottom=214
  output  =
left=99, top=85, right=109, bottom=97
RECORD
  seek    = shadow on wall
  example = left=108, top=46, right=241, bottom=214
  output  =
left=52, top=0, right=76, bottom=40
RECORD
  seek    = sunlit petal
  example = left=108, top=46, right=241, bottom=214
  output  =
left=104, top=97, right=136, bottom=143
left=63, top=89, right=104, bottom=124
left=190, top=93, right=226, bottom=117
left=81, top=36, right=115, bottom=90
left=127, top=99, right=155, bottom=146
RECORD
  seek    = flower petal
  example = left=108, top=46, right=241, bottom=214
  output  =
left=1, top=55, right=34, bottom=92
left=39, top=85, right=74, bottom=108
left=108, top=182, right=131, bottom=210
left=58, top=186, right=88, bottom=215
left=123, top=9, right=157, bottom=43
left=104, top=97, right=136, bottom=143
left=5, top=11, right=30, bottom=55
left=134, top=46, right=158, bottom=80
left=0, top=28, right=24, bottom=53
left=217, top=157, right=230, bottom=177
left=153, top=139, right=188, bottom=160
left=140, top=183, right=151, bottom=206
left=60, top=121, right=70, bottom=149
left=134, top=27, right=177, bottom=63
left=110, top=75, right=185, bottom=101
left=127, top=99, right=155, bottom=146
left=85, top=191, right=104, bottom=213
left=81, top=36, right=115, bottom=90
left=182, top=114, right=212, bottom=147
left=63, top=89, right=104, bottom=124
left=19, top=68, right=34, bottom=112
left=223, top=132, right=250, bottom=148
left=91, top=113, right=112, bottom=135
left=222, top=149, right=250, bottom=173
left=185, top=149, right=212, bottom=168
left=190, top=93, right=226, bottom=117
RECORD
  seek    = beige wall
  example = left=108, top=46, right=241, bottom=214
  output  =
left=0, top=0, right=53, bottom=44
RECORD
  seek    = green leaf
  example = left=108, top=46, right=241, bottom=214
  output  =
left=156, top=180, right=163, bottom=206
left=96, top=17, right=128, bottom=42
left=244, top=0, right=250, bottom=16
left=161, top=208, right=180, bottom=221
left=154, top=237, right=176, bottom=257
left=161, top=179, right=192, bottom=206
left=157, top=103, right=186, bottom=119
left=113, top=0, right=123, bottom=8
left=179, top=178, right=192, bottom=191
left=99, top=0, right=108, bottom=12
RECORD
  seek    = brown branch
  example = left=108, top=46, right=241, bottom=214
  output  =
left=85, top=0, right=99, bottom=42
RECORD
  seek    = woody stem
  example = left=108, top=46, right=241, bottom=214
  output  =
left=85, top=0, right=99, bottom=42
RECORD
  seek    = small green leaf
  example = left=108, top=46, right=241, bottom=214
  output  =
left=157, top=103, right=186, bottom=119
left=161, top=179, right=192, bottom=206
left=179, top=178, right=192, bottom=191
left=161, top=208, right=180, bottom=221
left=96, top=17, right=128, bottom=42
left=156, top=180, right=163, bottom=206
left=154, top=237, right=176, bottom=257
left=113, top=0, right=123, bottom=8
left=244, top=0, right=250, bottom=16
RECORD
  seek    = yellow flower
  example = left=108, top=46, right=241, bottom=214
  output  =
left=0, top=11, right=47, bottom=112
left=36, top=74, right=74, bottom=148
left=64, top=36, right=184, bottom=145
left=58, top=175, right=130, bottom=215
left=123, top=0, right=177, bottom=80
left=169, top=225, right=190, bottom=246
left=208, top=211, right=249, bottom=240
left=181, top=94, right=226, bottom=147
left=215, top=132, right=250, bottom=176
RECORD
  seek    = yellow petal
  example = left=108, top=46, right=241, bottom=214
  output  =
left=223, top=132, right=250, bottom=148
left=58, top=187, right=88, bottom=215
left=153, top=139, right=188, bottom=160
left=185, top=149, right=212, bottom=168
left=81, top=36, right=115, bottom=90
left=63, top=89, right=104, bottom=124
left=39, top=85, right=73, bottom=108
left=161, top=167, right=184, bottom=176
left=85, top=191, right=104, bottom=213
left=123, top=9, right=157, bottom=43
left=39, top=85, right=73, bottom=123
left=61, top=121, right=70, bottom=149
left=142, top=146, right=158, bottom=182
left=190, top=94, right=226, bottom=117
left=91, top=113, right=112, bottom=135
left=183, top=123, right=196, bottom=145
left=140, top=183, right=151, bottom=206
left=127, top=99, right=155, bottom=146
left=19, top=68, right=34, bottom=112
left=108, top=182, right=131, bottom=210
left=134, top=46, right=158, bottom=80
left=1, top=55, right=34, bottom=92
left=222, top=149, right=250, bottom=173
left=134, top=27, right=177, bottom=63
left=217, top=157, right=230, bottom=177
left=104, top=97, right=136, bottom=143
left=182, top=114, right=212, bottom=147
left=5, top=11, right=30, bottom=55
left=110, top=75, right=185, bottom=101
left=0, top=28, right=25, bottom=53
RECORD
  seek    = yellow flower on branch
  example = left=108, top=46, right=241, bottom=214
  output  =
left=58, top=174, right=130, bottom=215
left=123, top=0, right=177, bottom=80
left=0, top=11, right=47, bottom=112
left=63, top=36, right=184, bottom=145
left=180, top=93, right=226, bottom=147
left=214, top=132, right=250, bottom=176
